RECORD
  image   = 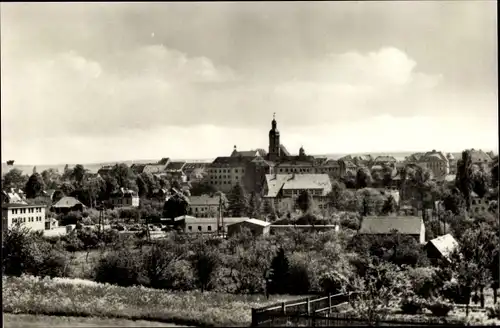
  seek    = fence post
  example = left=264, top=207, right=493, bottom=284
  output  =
left=251, top=308, right=257, bottom=327
left=328, top=293, right=332, bottom=316
left=307, top=297, right=311, bottom=315
left=281, top=302, right=286, bottom=314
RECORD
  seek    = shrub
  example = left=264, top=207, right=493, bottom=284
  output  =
left=94, top=248, right=146, bottom=287
left=400, top=297, right=425, bottom=314
left=425, top=298, right=453, bottom=317
left=118, top=208, right=140, bottom=221
left=487, top=303, right=500, bottom=319
left=59, top=211, right=83, bottom=226
left=287, top=258, right=311, bottom=295
left=407, top=267, right=440, bottom=299
left=441, top=280, right=469, bottom=304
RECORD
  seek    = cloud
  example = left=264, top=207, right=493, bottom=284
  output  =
left=2, top=44, right=449, bottom=143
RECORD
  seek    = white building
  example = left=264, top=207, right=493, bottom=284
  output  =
left=174, top=215, right=248, bottom=234
left=188, top=194, right=223, bottom=217
left=2, top=203, right=46, bottom=232
left=110, top=188, right=140, bottom=208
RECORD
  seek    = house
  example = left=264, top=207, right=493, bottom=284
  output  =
left=188, top=194, right=223, bottom=217
left=131, top=163, right=166, bottom=175
left=425, top=234, right=458, bottom=264
left=468, top=149, right=492, bottom=166
left=45, top=217, right=59, bottom=230
left=165, top=161, right=187, bottom=181
left=358, top=216, right=426, bottom=244
left=2, top=203, right=46, bottom=232
left=182, top=162, right=210, bottom=183
left=207, top=156, right=255, bottom=193
left=42, top=189, right=65, bottom=203
left=418, top=150, right=450, bottom=180
left=51, top=196, right=86, bottom=214
left=227, top=218, right=271, bottom=237
left=263, top=173, right=332, bottom=211
left=372, top=155, right=397, bottom=166
left=469, top=191, right=491, bottom=216
left=173, top=215, right=248, bottom=234
left=109, top=188, right=140, bottom=208
left=1, top=189, right=27, bottom=205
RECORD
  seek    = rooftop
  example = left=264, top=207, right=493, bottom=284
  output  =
left=359, top=216, right=423, bottom=235
left=2, top=203, right=46, bottom=209
left=52, top=196, right=85, bottom=208
left=228, top=218, right=272, bottom=227
left=189, top=194, right=221, bottom=206
left=427, top=234, right=458, bottom=260
left=264, top=174, right=332, bottom=197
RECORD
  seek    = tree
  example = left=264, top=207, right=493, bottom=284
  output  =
left=102, top=175, right=119, bottom=200
left=296, top=190, right=314, bottom=214
left=328, top=180, right=349, bottom=211
left=70, top=164, right=88, bottom=188
left=163, top=193, right=189, bottom=219
left=381, top=195, right=397, bottom=215
left=382, top=165, right=394, bottom=188
left=62, top=164, right=72, bottom=181
left=110, top=164, right=137, bottom=190
left=262, top=199, right=277, bottom=221
left=456, top=150, right=474, bottom=211
left=136, top=174, right=148, bottom=198
left=247, top=192, right=262, bottom=219
left=442, top=189, right=464, bottom=215
left=82, top=176, right=104, bottom=208
left=268, top=248, right=290, bottom=295
left=190, top=240, right=220, bottom=292
left=356, top=168, right=372, bottom=189
left=227, top=184, right=248, bottom=217
left=408, top=166, right=435, bottom=221
left=139, top=172, right=159, bottom=198
left=190, top=182, right=217, bottom=197
left=41, top=169, right=61, bottom=190
left=471, top=168, right=490, bottom=198
left=3, top=169, right=29, bottom=191
left=25, top=173, right=45, bottom=199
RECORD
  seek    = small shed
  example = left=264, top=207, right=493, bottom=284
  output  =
left=425, top=234, right=458, bottom=264
left=227, top=218, right=271, bottom=238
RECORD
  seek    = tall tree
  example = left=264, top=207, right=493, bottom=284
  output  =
left=262, top=199, right=277, bottom=221
left=296, top=190, right=314, bottom=214
left=268, top=248, right=290, bottom=295
left=71, top=164, right=88, bottom=188
left=456, top=150, right=474, bottom=211
left=471, top=167, right=490, bottom=198
left=83, top=176, right=104, bottom=208
left=247, top=192, right=262, bottom=219
left=2, top=168, right=28, bottom=190
left=409, top=166, right=435, bottom=221
left=227, top=184, right=248, bottom=217
left=442, top=189, right=464, bottom=215
left=356, top=168, right=372, bottom=189
left=381, top=195, right=397, bottom=215
left=328, top=180, right=348, bottom=211
left=62, top=164, right=72, bottom=181
left=25, top=173, right=45, bottom=199
left=136, top=174, right=148, bottom=198
left=163, top=193, right=189, bottom=219
left=110, top=163, right=137, bottom=190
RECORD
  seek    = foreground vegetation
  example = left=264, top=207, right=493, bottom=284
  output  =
left=3, top=314, right=186, bottom=327
left=3, top=275, right=300, bottom=327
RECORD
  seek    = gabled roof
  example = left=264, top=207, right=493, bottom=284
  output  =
left=359, top=216, right=423, bottom=235
left=264, top=174, right=332, bottom=197
left=183, top=162, right=209, bottom=170
left=468, top=149, right=492, bottom=163
left=174, top=215, right=248, bottom=224
left=53, top=196, right=85, bottom=208
left=427, top=234, right=458, bottom=260
left=166, top=161, right=186, bottom=171
left=3, top=203, right=45, bottom=209
left=420, top=150, right=447, bottom=162
left=131, top=163, right=165, bottom=174
left=228, top=218, right=272, bottom=227
left=158, top=157, right=171, bottom=165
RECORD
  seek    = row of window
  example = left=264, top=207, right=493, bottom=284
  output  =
left=192, top=206, right=218, bottom=212
left=210, top=175, right=240, bottom=180
left=12, top=216, right=44, bottom=224
left=11, top=208, right=43, bottom=215
left=209, top=169, right=245, bottom=174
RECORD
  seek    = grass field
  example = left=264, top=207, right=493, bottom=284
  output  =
left=3, top=275, right=303, bottom=327
left=3, top=314, right=188, bottom=327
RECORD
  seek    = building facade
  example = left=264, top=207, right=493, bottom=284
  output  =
left=109, top=188, right=140, bottom=208
left=2, top=203, right=46, bottom=232
left=188, top=194, right=222, bottom=217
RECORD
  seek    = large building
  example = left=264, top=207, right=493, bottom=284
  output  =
left=262, top=173, right=332, bottom=212
left=2, top=203, right=47, bottom=233
left=206, top=115, right=349, bottom=194
left=188, top=194, right=224, bottom=217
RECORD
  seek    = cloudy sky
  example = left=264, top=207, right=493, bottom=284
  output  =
left=1, top=2, right=497, bottom=165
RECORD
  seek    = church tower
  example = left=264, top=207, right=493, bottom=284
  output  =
left=268, top=113, right=280, bottom=161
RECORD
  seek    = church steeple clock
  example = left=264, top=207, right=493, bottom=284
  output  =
left=268, top=113, right=280, bottom=161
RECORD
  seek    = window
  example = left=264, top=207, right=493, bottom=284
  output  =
left=198, top=226, right=202, bottom=231
left=208, top=226, right=212, bottom=231
left=188, top=226, right=192, bottom=231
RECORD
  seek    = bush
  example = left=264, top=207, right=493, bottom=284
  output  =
left=425, top=299, right=453, bottom=317
left=441, top=280, right=470, bottom=304
left=59, top=211, right=83, bottom=226
left=118, top=208, right=140, bottom=221
left=487, top=303, right=500, bottom=319
left=94, top=248, right=146, bottom=287
left=400, top=297, right=425, bottom=314
left=407, top=267, right=440, bottom=299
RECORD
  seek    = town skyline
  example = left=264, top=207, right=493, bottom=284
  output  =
left=1, top=2, right=497, bottom=164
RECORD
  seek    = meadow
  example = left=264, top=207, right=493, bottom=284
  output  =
left=3, top=275, right=302, bottom=327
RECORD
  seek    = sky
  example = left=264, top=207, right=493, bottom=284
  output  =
left=1, top=1, right=498, bottom=165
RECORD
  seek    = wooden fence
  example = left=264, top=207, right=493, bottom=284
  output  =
left=251, top=293, right=466, bottom=327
